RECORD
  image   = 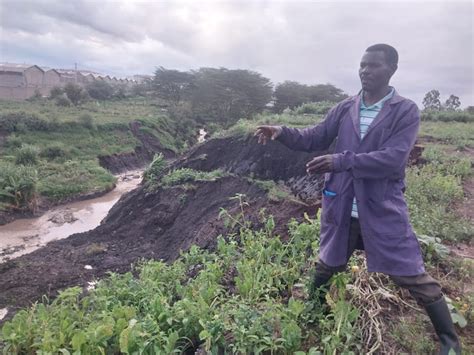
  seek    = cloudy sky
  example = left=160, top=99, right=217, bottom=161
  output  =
left=1, top=0, right=472, bottom=107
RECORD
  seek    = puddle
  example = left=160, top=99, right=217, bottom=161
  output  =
left=0, top=171, right=142, bottom=262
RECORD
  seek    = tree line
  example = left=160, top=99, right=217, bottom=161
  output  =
left=151, top=67, right=347, bottom=127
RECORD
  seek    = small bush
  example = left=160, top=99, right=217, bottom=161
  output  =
left=15, top=144, right=40, bottom=165
left=56, top=95, right=72, bottom=107
left=78, top=113, right=94, bottom=129
left=49, top=86, right=64, bottom=99
left=294, top=101, right=334, bottom=115
left=143, top=153, right=167, bottom=182
left=0, top=162, right=38, bottom=209
left=161, top=168, right=226, bottom=187
left=5, top=134, right=23, bottom=149
left=40, top=144, right=68, bottom=161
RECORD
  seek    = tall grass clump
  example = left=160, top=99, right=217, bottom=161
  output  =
left=14, top=144, right=40, bottom=166
left=143, top=153, right=167, bottom=182
left=0, top=162, right=38, bottom=210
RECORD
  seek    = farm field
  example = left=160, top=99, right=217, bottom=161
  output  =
left=0, top=101, right=473, bottom=353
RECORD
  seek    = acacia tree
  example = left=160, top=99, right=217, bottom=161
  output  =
left=152, top=67, right=194, bottom=104
left=422, top=90, right=442, bottom=111
left=190, top=68, right=273, bottom=127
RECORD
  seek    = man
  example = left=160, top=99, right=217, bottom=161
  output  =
left=255, top=44, right=461, bottom=354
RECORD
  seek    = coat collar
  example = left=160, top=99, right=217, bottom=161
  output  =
left=349, top=88, right=403, bottom=140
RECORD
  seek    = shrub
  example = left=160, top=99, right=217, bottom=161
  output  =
left=294, top=101, right=334, bottom=115
left=15, top=144, right=40, bottom=165
left=86, top=81, right=114, bottom=100
left=161, top=168, right=226, bottom=187
left=143, top=153, right=167, bottom=182
left=5, top=134, right=22, bottom=149
left=78, top=113, right=94, bottom=129
left=40, top=144, right=68, bottom=161
left=64, top=83, right=89, bottom=105
left=56, top=95, right=72, bottom=107
left=49, top=86, right=64, bottom=99
left=0, top=163, right=38, bottom=209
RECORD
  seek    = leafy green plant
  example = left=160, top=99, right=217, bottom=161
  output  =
left=14, top=144, right=40, bottom=165
left=0, top=163, right=38, bottom=209
left=143, top=153, right=167, bottom=183
left=161, top=168, right=226, bottom=187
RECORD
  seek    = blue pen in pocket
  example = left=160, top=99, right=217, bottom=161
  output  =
left=323, top=189, right=337, bottom=197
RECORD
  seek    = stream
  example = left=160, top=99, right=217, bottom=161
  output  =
left=0, top=170, right=143, bottom=263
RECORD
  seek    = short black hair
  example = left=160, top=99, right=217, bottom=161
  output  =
left=366, top=43, right=398, bottom=67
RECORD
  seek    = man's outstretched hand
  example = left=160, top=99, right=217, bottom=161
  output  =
left=254, top=125, right=282, bottom=145
left=306, top=154, right=334, bottom=174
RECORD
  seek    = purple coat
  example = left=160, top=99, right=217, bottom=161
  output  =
left=277, top=91, right=425, bottom=276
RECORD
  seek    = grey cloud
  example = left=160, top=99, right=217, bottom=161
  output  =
left=0, top=0, right=472, bottom=106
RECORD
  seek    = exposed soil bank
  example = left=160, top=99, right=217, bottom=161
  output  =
left=0, top=171, right=142, bottom=262
left=0, top=134, right=426, bottom=323
left=98, top=121, right=176, bottom=174
left=0, top=176, right=314, bottom=321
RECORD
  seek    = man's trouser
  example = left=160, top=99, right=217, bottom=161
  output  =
left=311, top=217, right=461, bottom=354
left=312, top=217, right=442, bottom=305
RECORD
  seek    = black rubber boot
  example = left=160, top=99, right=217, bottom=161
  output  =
left=308, top=272, right=331, bottom=308
left=424, top=297, right=461, bottom=355
left=308, top=262, right=337, bottom=314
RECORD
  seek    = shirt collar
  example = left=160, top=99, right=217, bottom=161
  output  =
left=360, top=87, right=395, bottom=110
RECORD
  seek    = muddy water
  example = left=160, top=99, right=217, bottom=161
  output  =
left=0, top=171, right=142, bottom=262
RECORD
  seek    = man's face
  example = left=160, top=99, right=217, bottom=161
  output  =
left=359, top=51, right=396, bottom=92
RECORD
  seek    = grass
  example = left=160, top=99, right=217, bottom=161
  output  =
left=0, top=97, right=166, bottom=126
left=37, top=160, right=116, bottom=202
left=0, top=98, right=199, bottom=209
left=419, top=121, right=474, bottom=149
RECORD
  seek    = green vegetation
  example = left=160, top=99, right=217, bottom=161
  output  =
left=0, top=98, right=197, bottom=210
left=419, top=121, right=474, bottom=148
left=248, top=178, right=295, bottom=202
left=0, top=163, right=38, bottom=210
left=406, top=146, right=473, bottom=242
left=421, top=111, right=474, bottom=123
left=161, top=168, right=226, bottom=187
left=1, top=210, right=361, bottom=353
left=143, top=153, right=167, bottom=183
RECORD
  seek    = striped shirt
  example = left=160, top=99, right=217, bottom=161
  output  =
left=351, top=88, right=395, bottom=218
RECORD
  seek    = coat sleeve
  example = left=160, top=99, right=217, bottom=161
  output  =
left=276, top=104, right=342, bottom=152
left=332, top=103, right=419, bottom=179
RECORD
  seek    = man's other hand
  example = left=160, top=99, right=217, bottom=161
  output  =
left=254, top=125, right=282, bottom=145
left=306, top=155, right=334, bottom=174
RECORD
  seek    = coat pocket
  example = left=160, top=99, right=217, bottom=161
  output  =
left=367, top=198, right=406, bottom=235
left=322, top=193, right=338, bottom=225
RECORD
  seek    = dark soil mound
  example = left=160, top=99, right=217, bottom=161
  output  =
left=172, top=135, right=327, bottom=204
left=0, top=133, right=423, bottom=321
left=0, top=176, right=313, bottom=317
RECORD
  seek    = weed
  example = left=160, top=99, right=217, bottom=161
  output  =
left=14, top=144, right=40, bottom=166
left=143, top=153, right=167, bottom=183
left=161, top=168, right=226, bottom=187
